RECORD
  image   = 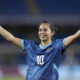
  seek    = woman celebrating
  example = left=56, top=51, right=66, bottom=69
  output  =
left=0, top=21, right=80, bottom=80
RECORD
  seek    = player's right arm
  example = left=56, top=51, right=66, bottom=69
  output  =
left=0, top=26, right=22, bottom=48
left=63, top=29, right=80, bottom=48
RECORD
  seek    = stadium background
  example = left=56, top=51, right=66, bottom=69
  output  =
left=0, top=0, right=80, bottom=80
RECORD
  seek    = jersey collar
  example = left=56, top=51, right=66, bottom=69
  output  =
left=39, top=43, right=52, bottom=49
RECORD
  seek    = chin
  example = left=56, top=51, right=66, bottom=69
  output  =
left=41, top=39, right=47, bottom=42
left=40, top=37, right=47, bottom=42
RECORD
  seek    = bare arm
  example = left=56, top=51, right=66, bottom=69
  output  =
left=0, top=26, right=22, bottom=48
left=64, top=30, right=80, bottom=48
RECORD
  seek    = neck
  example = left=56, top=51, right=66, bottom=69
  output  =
left=41, top=40, right=52, bottom=46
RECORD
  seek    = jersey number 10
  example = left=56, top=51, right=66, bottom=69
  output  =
left=37, top=55, right=44, bottom=65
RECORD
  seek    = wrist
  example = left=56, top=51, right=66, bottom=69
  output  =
left=75, top=32, right=80, bottom=38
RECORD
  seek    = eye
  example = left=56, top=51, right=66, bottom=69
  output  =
left=39, top=28, right=42, bottom=31
left=39, top=28, right=48, bottom=32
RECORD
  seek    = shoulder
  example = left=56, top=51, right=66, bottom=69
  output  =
left=52, top=39, right=63, bottom=44
left=23, top=40, right=39, bottom=47
left=52, top=38, right=65, bottom=48
left=21, top=39, right=39, bottom=50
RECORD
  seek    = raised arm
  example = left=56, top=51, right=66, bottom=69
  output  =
left=0, top=26, right=22, bottom=48
left=64, top=30, right=80, bottom=48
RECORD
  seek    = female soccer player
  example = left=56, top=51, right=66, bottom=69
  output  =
left=0, top=21, right=80, bottom=80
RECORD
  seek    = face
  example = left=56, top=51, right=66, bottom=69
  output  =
left=38, top=23, right=54, bottom=42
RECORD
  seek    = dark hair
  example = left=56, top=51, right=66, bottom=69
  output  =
left=40, top=21, right=57, bottom=33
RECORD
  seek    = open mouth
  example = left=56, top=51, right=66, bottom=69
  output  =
left=41, top=34, right=47, bottom=38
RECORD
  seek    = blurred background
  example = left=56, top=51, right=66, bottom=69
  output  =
left=0, top=0, right=80, bottom=80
